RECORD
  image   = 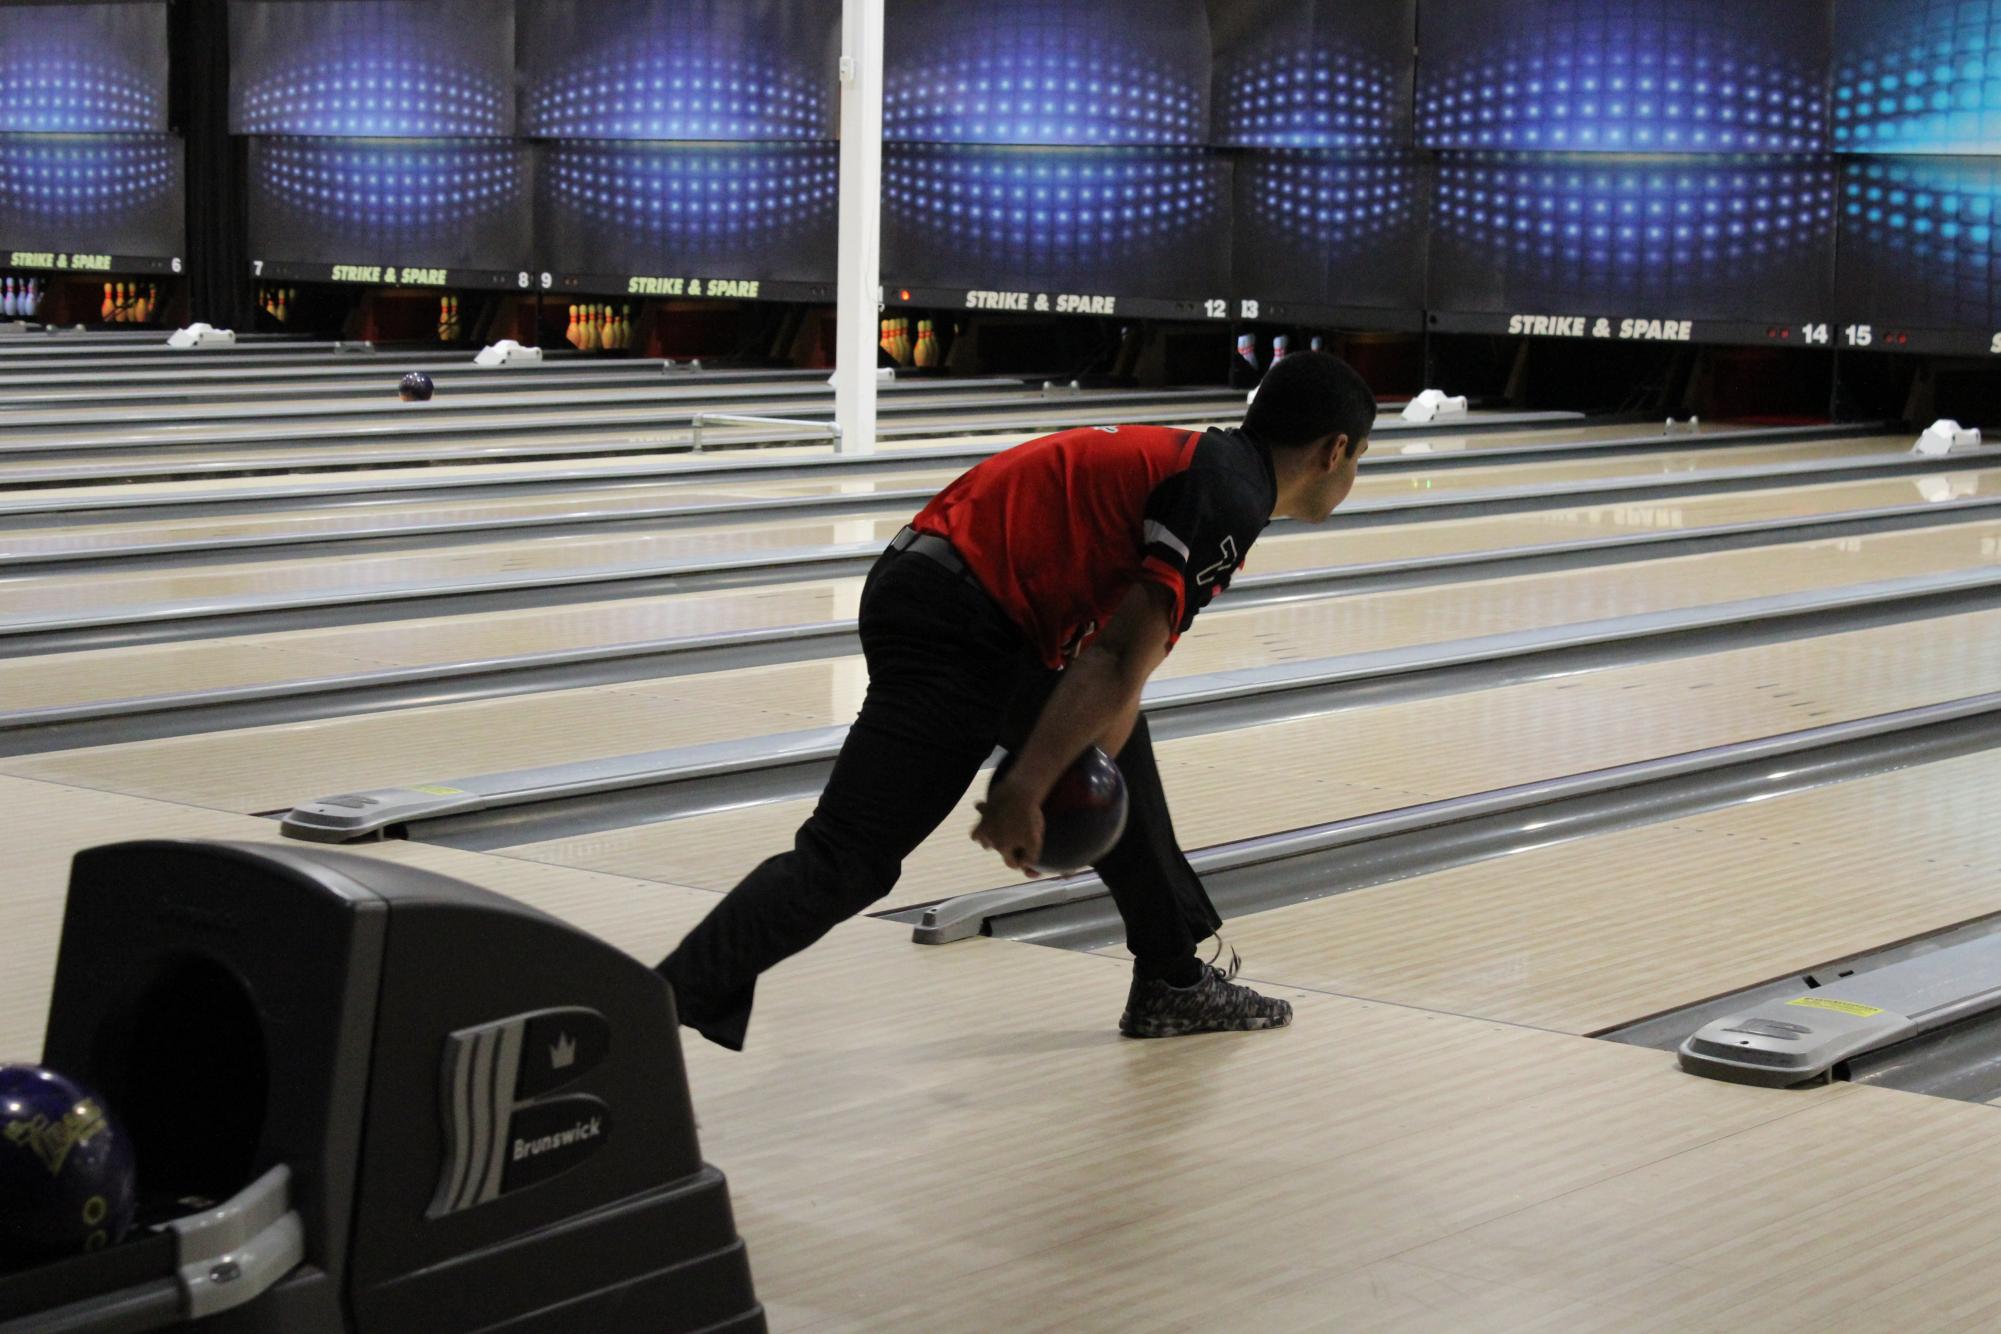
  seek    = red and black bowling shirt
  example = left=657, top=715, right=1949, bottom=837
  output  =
left=909, top=424, right=1276, bottom=668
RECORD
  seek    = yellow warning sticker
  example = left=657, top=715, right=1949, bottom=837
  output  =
left=1786, top=997, right=1883, bottom=1018
left=411, top=785, right=467, bottom=797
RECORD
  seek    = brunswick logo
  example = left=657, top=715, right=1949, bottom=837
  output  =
left=4, top=1099, right=109, bottom=1176
left=513, top=1115, right=602, bottom=1162
left=429, top=1008, right=612, bottom=1218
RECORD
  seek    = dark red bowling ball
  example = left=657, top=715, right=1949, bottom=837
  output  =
left=990, top=745, right=1129, bottom=874
left=398, top=371, right=435, bottom=402
left=0, top=1064, right=137, bottom=1269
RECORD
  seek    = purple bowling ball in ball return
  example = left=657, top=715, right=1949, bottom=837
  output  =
left=398, top=371, right=434, bottom=402
left=0, top=1064, right=137, bottom=1269
left=989, top=745, right=1129, bottom=874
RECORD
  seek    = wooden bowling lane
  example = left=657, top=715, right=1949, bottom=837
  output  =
left=0, top=430, right=1061, bottom=514
left=15, top=777, right=2001, bottom=1331
left=8, top=465, right=1998, bottom=716
left=0, top=429, right=1916, bottom=567
left=15, top=508, right=2000, bottom=804
left=0, top=385, right=1248, bottom=453
left=0, top=410, right=1203, bottom=487
left=0, top=415, right=1823, bottom=493
left=0, top=478, right=939, bottom=560
left=496, top=604, right=2001, bottom=913
left=6, top=519, right=1999, bottom=813
left=0, top=366, right=816, bottom=406
left=0, top=420, right=1720, bottom=556
left=0, top=434, right=1927, bottom=622
left=0, top=378, right=1055, bottom=433
left=1216, top=746, right=2001, bottom=1042
left=0, top=418, right=1728, bottom=518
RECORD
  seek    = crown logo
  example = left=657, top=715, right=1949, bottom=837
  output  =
left=549, top=1032, right=577, bottom=1070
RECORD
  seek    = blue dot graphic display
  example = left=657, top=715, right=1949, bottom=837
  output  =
left=516, top=0, right=836, bottom=142
left=1839, top=157, right=2001, bottom=327
left=1833, top=0, right=2001, bottom=153
left=1241, top=153, right=1420, bottom=248
left=0, top=3, right=167, bottom=133
left=523, top=55, right=827, bottom=141
left=885, top=0, right=1209, bottom=145
left=544, top=143, right=837, bottom=249
left=0, top=57, right=162, bottom=135
left=1418, top=0, right=1827, bottom=153
left=0, top=137, right=179, bottom=226
left=1232, top=152, right=1426, bottom=314
left=249, top=139, right=529, bottom=269
left=1431, top=154, right=1836, bottom=318
left=230, top=1, right=514, bottom=137
left=882, top=145, right=1227, bottom=298
left=236, top=56, right=510, bottom=137
left=887, top=146, right=1216, bottom=259
left=1214, top=46, right=1405, bottom=150
left=0, top=135, right=184, bottom=257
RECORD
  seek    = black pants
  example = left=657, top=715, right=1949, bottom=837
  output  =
left=657, top=543, right=1223, bottom=1049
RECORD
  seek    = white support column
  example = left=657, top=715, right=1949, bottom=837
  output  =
left=832, top=0, right=885, bottom=456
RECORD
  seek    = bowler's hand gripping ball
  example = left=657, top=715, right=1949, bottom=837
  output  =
left=989, top=746, right=1130, bottom=874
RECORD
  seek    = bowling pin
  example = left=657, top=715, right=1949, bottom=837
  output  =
left=879, top=317, right=895, bottom=364
left=1272, top=333, right=1290, bottom=363
left=1309, top=334, right=1324, bottom=353
left=101, top=282, right=114, bottom=322
left=565, top=305, right=579, bottom=348
left=913, top=319, right=937, bottom=367
left=2, top=277, right=15, bottom=318
left=1236, top=332, right=1259, bottom=372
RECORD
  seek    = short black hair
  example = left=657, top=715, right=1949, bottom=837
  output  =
left=1242, top=351, right=1376, bottom=452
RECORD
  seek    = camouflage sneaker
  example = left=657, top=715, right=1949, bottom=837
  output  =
left=1118, top=953, right=1293, bottom=1038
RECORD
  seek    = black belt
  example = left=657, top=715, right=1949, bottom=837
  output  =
left=889, top=525, right=969, bottom=577
left=887, top=526, right=1026, bottom=646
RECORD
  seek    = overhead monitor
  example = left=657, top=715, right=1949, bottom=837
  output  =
left=246, top=138, right=533, bottom=289
left=1417, top=0, right=1829, bottom=154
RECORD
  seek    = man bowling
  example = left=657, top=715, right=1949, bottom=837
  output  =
left=658, top=352, right=1378, bottom=1049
